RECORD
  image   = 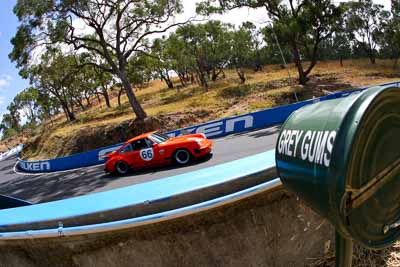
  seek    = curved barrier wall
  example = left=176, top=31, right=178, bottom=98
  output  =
left=17, top=82, right=399, bottom=173
left=0, top=150, right=334, bottom=266
left=0, top=150, right=276, bottom=235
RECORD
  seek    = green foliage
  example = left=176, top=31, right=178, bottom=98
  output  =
left=343, top=0, right=389, bottom=64
left=198, top=0, right=343, bottom=85
left=10, top=0, right=184, bottom=120
left=5, top=0, right=400, bottom=140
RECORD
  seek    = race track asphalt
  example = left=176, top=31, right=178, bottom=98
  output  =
left=0, top=126, right=280, bottom=204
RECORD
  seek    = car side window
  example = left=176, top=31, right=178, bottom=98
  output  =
left=120, top=143, right=133, bottom=154
left=131, top=139, right=151, bottom=151
left=144, top=138, right=154, bottom=147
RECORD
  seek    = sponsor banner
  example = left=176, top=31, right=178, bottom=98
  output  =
left=16, top=82, right=399, bottom=173
left=17, top=143, right=122, bottom=173
left=167, top=100, right=312, bottom=139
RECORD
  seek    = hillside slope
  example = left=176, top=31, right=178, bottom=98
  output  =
left=2, top=59, right=400, bottom=159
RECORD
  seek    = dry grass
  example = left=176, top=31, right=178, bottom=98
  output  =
left=2, top=59, right=400, bottom=266
left=3, top=58, right=400, bottom=154
left=308, top=241, right=400, bottom=267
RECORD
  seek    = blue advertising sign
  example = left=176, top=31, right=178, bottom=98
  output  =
left=16, top=82, right=398, bottom=173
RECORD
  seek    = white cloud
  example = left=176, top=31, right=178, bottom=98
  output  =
left=180, top=0, right=391, bottom=27
left=0, top=31, right=2, bottom=38
left=180, top=0, right=267, bottom=27
left=0, top=96, right=4, bottom=106
left=0, top=75, right=11, bottom=91
left=72, top=18, right=95, bottom=36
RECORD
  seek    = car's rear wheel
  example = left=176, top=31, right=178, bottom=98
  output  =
left=115, top=161, right=130, bottom=175
left=174, top=149, right=192, bottom=165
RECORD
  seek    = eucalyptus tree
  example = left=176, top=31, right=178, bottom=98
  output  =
left=241, top=22, right=264, bottom=71
left=231, top=23, right=255, bottom=83
left=175, top=23, right=210, bottom=88
left=174, top=21, right=233, bottom=88
left=380, top=1, right=400, bottom=68
left=343, top=0, right=389, bottom=64
left=197, top=0, right=343, bottom=85
left=164, top=33, right=196, bottom=87
left=202, top=21, right=233, bottom=82
left=0, top=114, right=19, bottom=140
left=5, top=102, right=21, bottom=131
left=10, top=0, right=185, bottom=120
left=28, top=49, right=81, bottom=121
left=35, top=90, right=60, bottom=124
left=150, top=38, right=175, bottom=89
left=94, top=69, right=114, bottom=108
left=13, top=87, right=40, bottom=126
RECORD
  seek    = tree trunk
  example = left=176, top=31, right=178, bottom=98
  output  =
left=369, top=56, right=376, bottom=64
left=368, top=49, right=376, bottom=64
left=293, top=47, right=308, bottom=85
left=165, top=78, right=174, bottom=89
left=75, top=97, right=86, bottom=110
left=236, top=67, right=246, bottom=84
left=162, top=75, right=174, bottom=89
left=199, top=71, right=208, bottom=90
left=178, top=73, right=186, bottom=87
left=103, top=91, right=111, bottom=108
left=340, top=56, right=343, bottom=67
left=118, top=88, right=123, bottom=106
left=101, top=85, right=111, bottom=108
left=62, top=103, right=75, bottom=121
left=211, top=69, right=218, bottom=82
left=62, top=106, right=69, bottom=121
left=190, top=73, right=196, bottom=84
left=119, top=71, right=147, bottom=120
left=85, top=97, right=91, bottom=108
left=96, top=93, right=102, bottom=104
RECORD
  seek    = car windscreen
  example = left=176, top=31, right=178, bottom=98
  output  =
left=150, top=133, right=170, bottom=144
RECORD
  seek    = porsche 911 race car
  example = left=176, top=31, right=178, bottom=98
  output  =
left=104, top=131, right=213, bottom=175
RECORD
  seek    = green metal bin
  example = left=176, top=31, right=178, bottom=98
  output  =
left=276, top=86, right=400, bottom=249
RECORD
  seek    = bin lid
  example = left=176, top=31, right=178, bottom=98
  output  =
left=337, top=86, right=400, bottom=248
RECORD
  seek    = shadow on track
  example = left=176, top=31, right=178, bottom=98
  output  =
left=0, top=154, right=213, bottom=204
left=248, top=126, right=280, bottom=138
left=112, top=153, right=214, bottom=177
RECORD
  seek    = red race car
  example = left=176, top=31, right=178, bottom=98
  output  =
left=104, top=131, right=213, bottom=175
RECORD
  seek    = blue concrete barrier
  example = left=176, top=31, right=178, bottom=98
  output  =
left=18, top=143, right=123, bottom=172
left=16, top=82, right=399, bottom=173
left=0, top=149, right=276, bottom=236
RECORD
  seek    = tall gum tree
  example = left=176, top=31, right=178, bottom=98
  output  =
left=197, top=0, right=342, bottom=85
left=343, top=0, right=389, bottom=65
left=10, top=0, right=185, bottom=120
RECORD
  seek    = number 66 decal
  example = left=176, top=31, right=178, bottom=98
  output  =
left=140, top=148, right=154, bottom=161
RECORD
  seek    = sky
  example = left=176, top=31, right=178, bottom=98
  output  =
left=0, top=0, right=392, bottom=122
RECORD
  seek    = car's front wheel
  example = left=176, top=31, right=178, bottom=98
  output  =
left=115, top=161, right=130, bottom=175
left=173, top=149, right=192, bottom=165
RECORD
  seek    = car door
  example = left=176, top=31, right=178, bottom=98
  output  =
left=118, top=143, right=137, bottom=168
left=132, top=138, right=157, bottom=168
